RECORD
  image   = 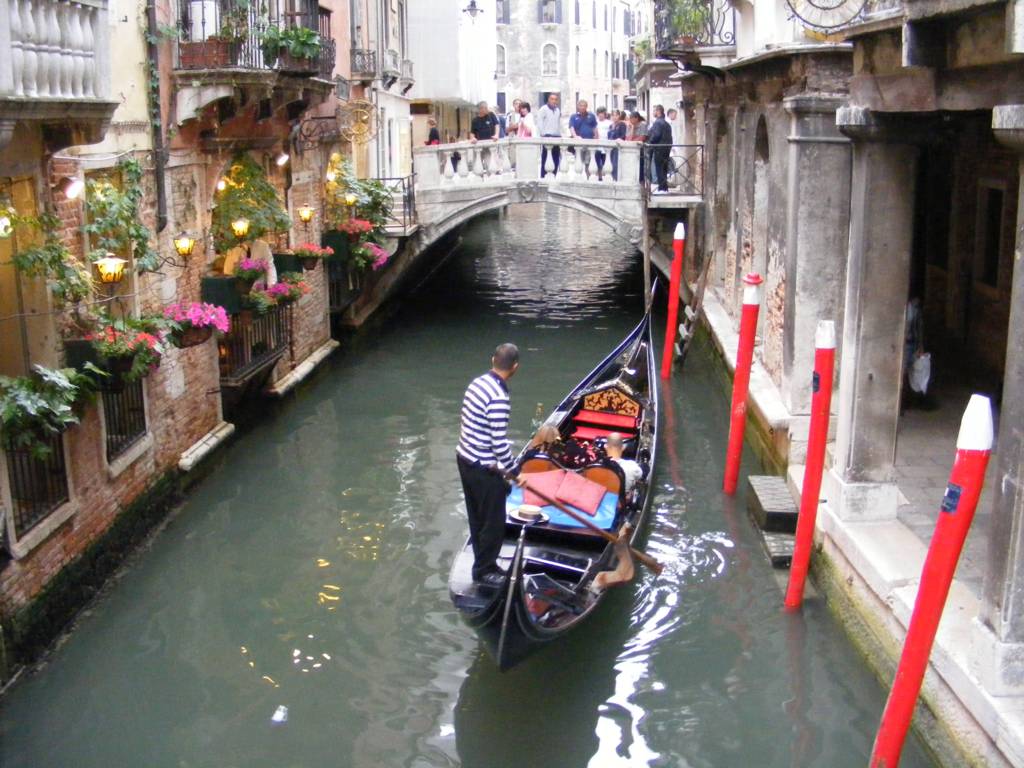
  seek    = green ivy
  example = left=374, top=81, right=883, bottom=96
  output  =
left=5, top=211, right=92, bottom=303
left=325, top=158, right=392, bottom=230
left=84, top=159, right=159, bottom=273
left=211, top=154, right=291, bottom=254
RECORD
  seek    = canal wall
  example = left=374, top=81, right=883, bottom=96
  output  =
left=650, top=251, right=1022, bottom=767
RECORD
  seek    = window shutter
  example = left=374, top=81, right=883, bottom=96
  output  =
left=503, top=1, right=510, bottom=23
left=538, top=0, right=544, bottom=22
left=556, top=0, right=563, bottom=23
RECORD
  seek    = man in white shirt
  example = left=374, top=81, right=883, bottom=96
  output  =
left=536, top=93, right=562, bottom=176
left=595, top=106, right=612, bottom=180
left=505, top=98, right=522, bottom=136
left=605, top=432, right=642, bottom=493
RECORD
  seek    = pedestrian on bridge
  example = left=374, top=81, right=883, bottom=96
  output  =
left=608, top=109, right=628, bottom=180
left=569, top=100, right=598, bottom=177
left=537, top=93, right=562, bottom=177
left=648, top=105, right=673, bottom=194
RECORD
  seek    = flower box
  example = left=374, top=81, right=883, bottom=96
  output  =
left=64, top=339, right=101, bottom=371
left=321, top=230, right=351, bottom=262
left=278, top=51, right=317, bottom=76
left=179, top=40, right=234, bottom=69
left=201, top=276, right=245, bottom=315
left=273, top=252, right=303, bottom=274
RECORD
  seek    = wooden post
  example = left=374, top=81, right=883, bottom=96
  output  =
left=642, top=200, right=651, bottom=312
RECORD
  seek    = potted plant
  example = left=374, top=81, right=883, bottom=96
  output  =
left=278, top=26, right=321, bottom=75
left=274, top=272, right=312, bottom=302
left=260, top=24, right=282, bottom=67
left=211, top=154, right=292, bottom=254
left=246, top=287, right=278, bottom=314
left=164, top=302, right=231, bottom=348
left=86, top=320, right=166, bottom=388
left=293, top=243, right=333, bottom=270
left=0, top=365, right=105, bottom=459
left=350, top=241, right=390, bottom=272
left=671, top=0, right=709, bottom=45
left=179, top=0, right=249, bottom=71
left=337, top=218, right=374, bottom=240
left=234, top=256, right=269, bottom=296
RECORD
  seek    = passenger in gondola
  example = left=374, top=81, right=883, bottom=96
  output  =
left=605, top=433, right=642, bottom=494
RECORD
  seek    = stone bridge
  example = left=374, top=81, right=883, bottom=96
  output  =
left=411, top=138, right=646, bottom=250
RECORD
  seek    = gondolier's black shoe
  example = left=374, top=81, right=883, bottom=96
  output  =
left=476, top=570, right=506, bottom=588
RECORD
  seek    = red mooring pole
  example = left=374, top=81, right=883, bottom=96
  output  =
left=869, top=394, right=994, bottom=768
left=660, top=222, right=686, bottom=380
left=722, top=272, right=763, bottom=495
left=784, top=320, right=836, bottom=610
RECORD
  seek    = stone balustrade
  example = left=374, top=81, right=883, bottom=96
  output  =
left=413, top=137, right=643, bottom=190
left=1, top=0, right=111, bottom=100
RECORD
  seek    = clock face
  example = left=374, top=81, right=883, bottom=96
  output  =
left=785, top=0, right=868, bottom=31
left=339, top=100, right=379, bottom=145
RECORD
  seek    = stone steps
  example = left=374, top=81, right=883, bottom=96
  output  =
left=746, top=475, right=797, bottom=569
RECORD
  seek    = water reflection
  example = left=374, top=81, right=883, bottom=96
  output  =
left=0, top=206, right=935, bottom=768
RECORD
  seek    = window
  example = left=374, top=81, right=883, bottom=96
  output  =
left=542, top=43, right=558, bottom=74
left=496, top=0, right=509, bottom=23
left=574, top=0, right=580, bottom=23
left=5, top=431, right=69, bottom=539
left=574, top=46, right=580, bottom=74
left=977, top=185, right=1006, bottom=288
left=592, top=48, right=597, bottom=74
left=102, top=380, right=148, bottom=462
left=592, top=0, right=596, bottom=26
left=604, top=51, right=609, bottom=77
left=496, top=92, right=507, bottom=112
left=604, top=3, right=608, bottom=29
left=613, top=94, right=619, bottom=108
left=575, top=91, right=580, bottom=105
left=539, top=0, right=560, bottom=23
left=496, top=44, right=506, bottom=75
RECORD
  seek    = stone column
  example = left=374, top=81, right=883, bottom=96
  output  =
left=827, top=107, right=919, bottom=521
left=782, top=95, right=851, bottom=460
left=971, top=105, right=1024, bottom=694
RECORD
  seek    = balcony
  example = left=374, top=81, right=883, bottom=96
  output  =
left=382, top=48, right=401, bottom=87
left=173, top=0, right=334, bottom=120
left=399, top=59, right=414, bottom=94
left=217, top=304, right=293, bottom=387
left=0, top=0, right=118, bottom=151
left=351, top=48, right=377, bottom=82
left=653, top=0, right=736, bottom=60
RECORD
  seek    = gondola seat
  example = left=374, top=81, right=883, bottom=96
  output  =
left=574, top=409, right=638, bottom=430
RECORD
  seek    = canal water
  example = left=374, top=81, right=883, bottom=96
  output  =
left=0, top=206, right=935, bottom=768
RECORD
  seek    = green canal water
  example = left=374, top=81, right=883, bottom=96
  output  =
left=0, top=206, right=935, bottom=767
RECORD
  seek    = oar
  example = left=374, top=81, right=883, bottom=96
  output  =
left=498, top=469, right=664, bottom=575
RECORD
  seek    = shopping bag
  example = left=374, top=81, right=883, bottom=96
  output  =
left=909, top=352, right=931, bottom=394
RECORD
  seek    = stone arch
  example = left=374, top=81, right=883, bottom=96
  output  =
left=752, top=114, right=770, bottom=282
left=713, top=111, right=731, bottom=285
left=416, top=187, right=642, bottom=255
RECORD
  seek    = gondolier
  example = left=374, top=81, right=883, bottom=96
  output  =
left=457, top=343, right=520, bottom=587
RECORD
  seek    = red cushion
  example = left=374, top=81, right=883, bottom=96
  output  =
left=555, top=471, right=607, bottom=515
left=572, top=425, right=617, bottom=441
left=522, top=469, right=565, bottom=507
left=575, top=409, right=637, bottom=430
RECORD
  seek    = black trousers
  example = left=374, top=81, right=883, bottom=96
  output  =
left=457, top=457, right=507, bottom=580
left=541, top=144, right=561, bottom=176
left=652, top=145, right=671, bottom=191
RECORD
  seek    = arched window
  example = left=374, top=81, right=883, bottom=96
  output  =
left=496, top=44, right=506, bottom=76
left=542, top=43, right=558, bottom=75
left=604, top=51, right=609, bottom=77
left=574, top=46, right=580, bottom=74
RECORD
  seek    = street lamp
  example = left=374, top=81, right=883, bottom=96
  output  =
left=94, top=253, right=127, bottom=284
left=54, top=176, right=84, bottom=200
left=297, top=204, right=315, bottom=224
left=230, top=218, right=251, bottom=240
left=173, top=231, right=197, bottom=257
left=326, top=168, right=338, bottom=183
left=344, top=193, right=357, bottom=206
left=463, top=0, right=484, bottom=19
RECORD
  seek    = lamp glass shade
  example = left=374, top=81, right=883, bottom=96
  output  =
left=94, top=255, right=128, bottom=284
left=297, top=205, right=315, bottom=223
left=230, top=218, right=251, bottom=239
left=276, top=152, right=290, bottom=167
left=0, top=215, right=12, bottom=239
left=344, top=193, right=358, bottom=206
left=173, top=232, right=197, bottom=256
left=325, top=169, right=337, bottom=183
left=216, top=178, right=228, bottom=192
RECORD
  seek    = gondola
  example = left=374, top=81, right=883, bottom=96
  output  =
left=449, top=308, right=659, bottom=670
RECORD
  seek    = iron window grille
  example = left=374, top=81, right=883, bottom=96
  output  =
left=102, top=379, right=148, bottom=462
left=4, top=432, right=70, bottom=539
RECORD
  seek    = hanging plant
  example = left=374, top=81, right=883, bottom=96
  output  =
left=324, top=155, right=392, bottom=231
left=211, top=154, right=292, bottom=254
left=84, top=158, right=160, bottom=273
left=0, top=364, right=105, bottom=458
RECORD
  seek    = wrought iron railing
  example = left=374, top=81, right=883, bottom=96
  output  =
left=218, top=304, right=292, bottom=386
left=327, top=259, right=359, bottom=313
left=102, top=379, right=147, bottom=461
left=175, top=0, right=334, bottom=76
left=4, top=432, right=70, bottom=538
left=379, top=175, right=417, bottom=233
left=643, top=144, right=705, bottom=197
left=653, top=0, right=735, bottom=54
left=351, top=48, right=377, bottom=78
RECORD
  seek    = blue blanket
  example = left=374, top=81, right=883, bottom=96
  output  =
left=506, top=486, right=619, bottom=530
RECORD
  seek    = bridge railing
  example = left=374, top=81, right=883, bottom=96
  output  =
left=413, top=138, right=643, bottom=189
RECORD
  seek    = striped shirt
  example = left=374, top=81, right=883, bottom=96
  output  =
left=457, top=371, right=514, bottom=471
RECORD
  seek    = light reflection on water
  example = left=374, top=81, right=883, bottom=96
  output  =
left=0, top=205, right=934, bottom=768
